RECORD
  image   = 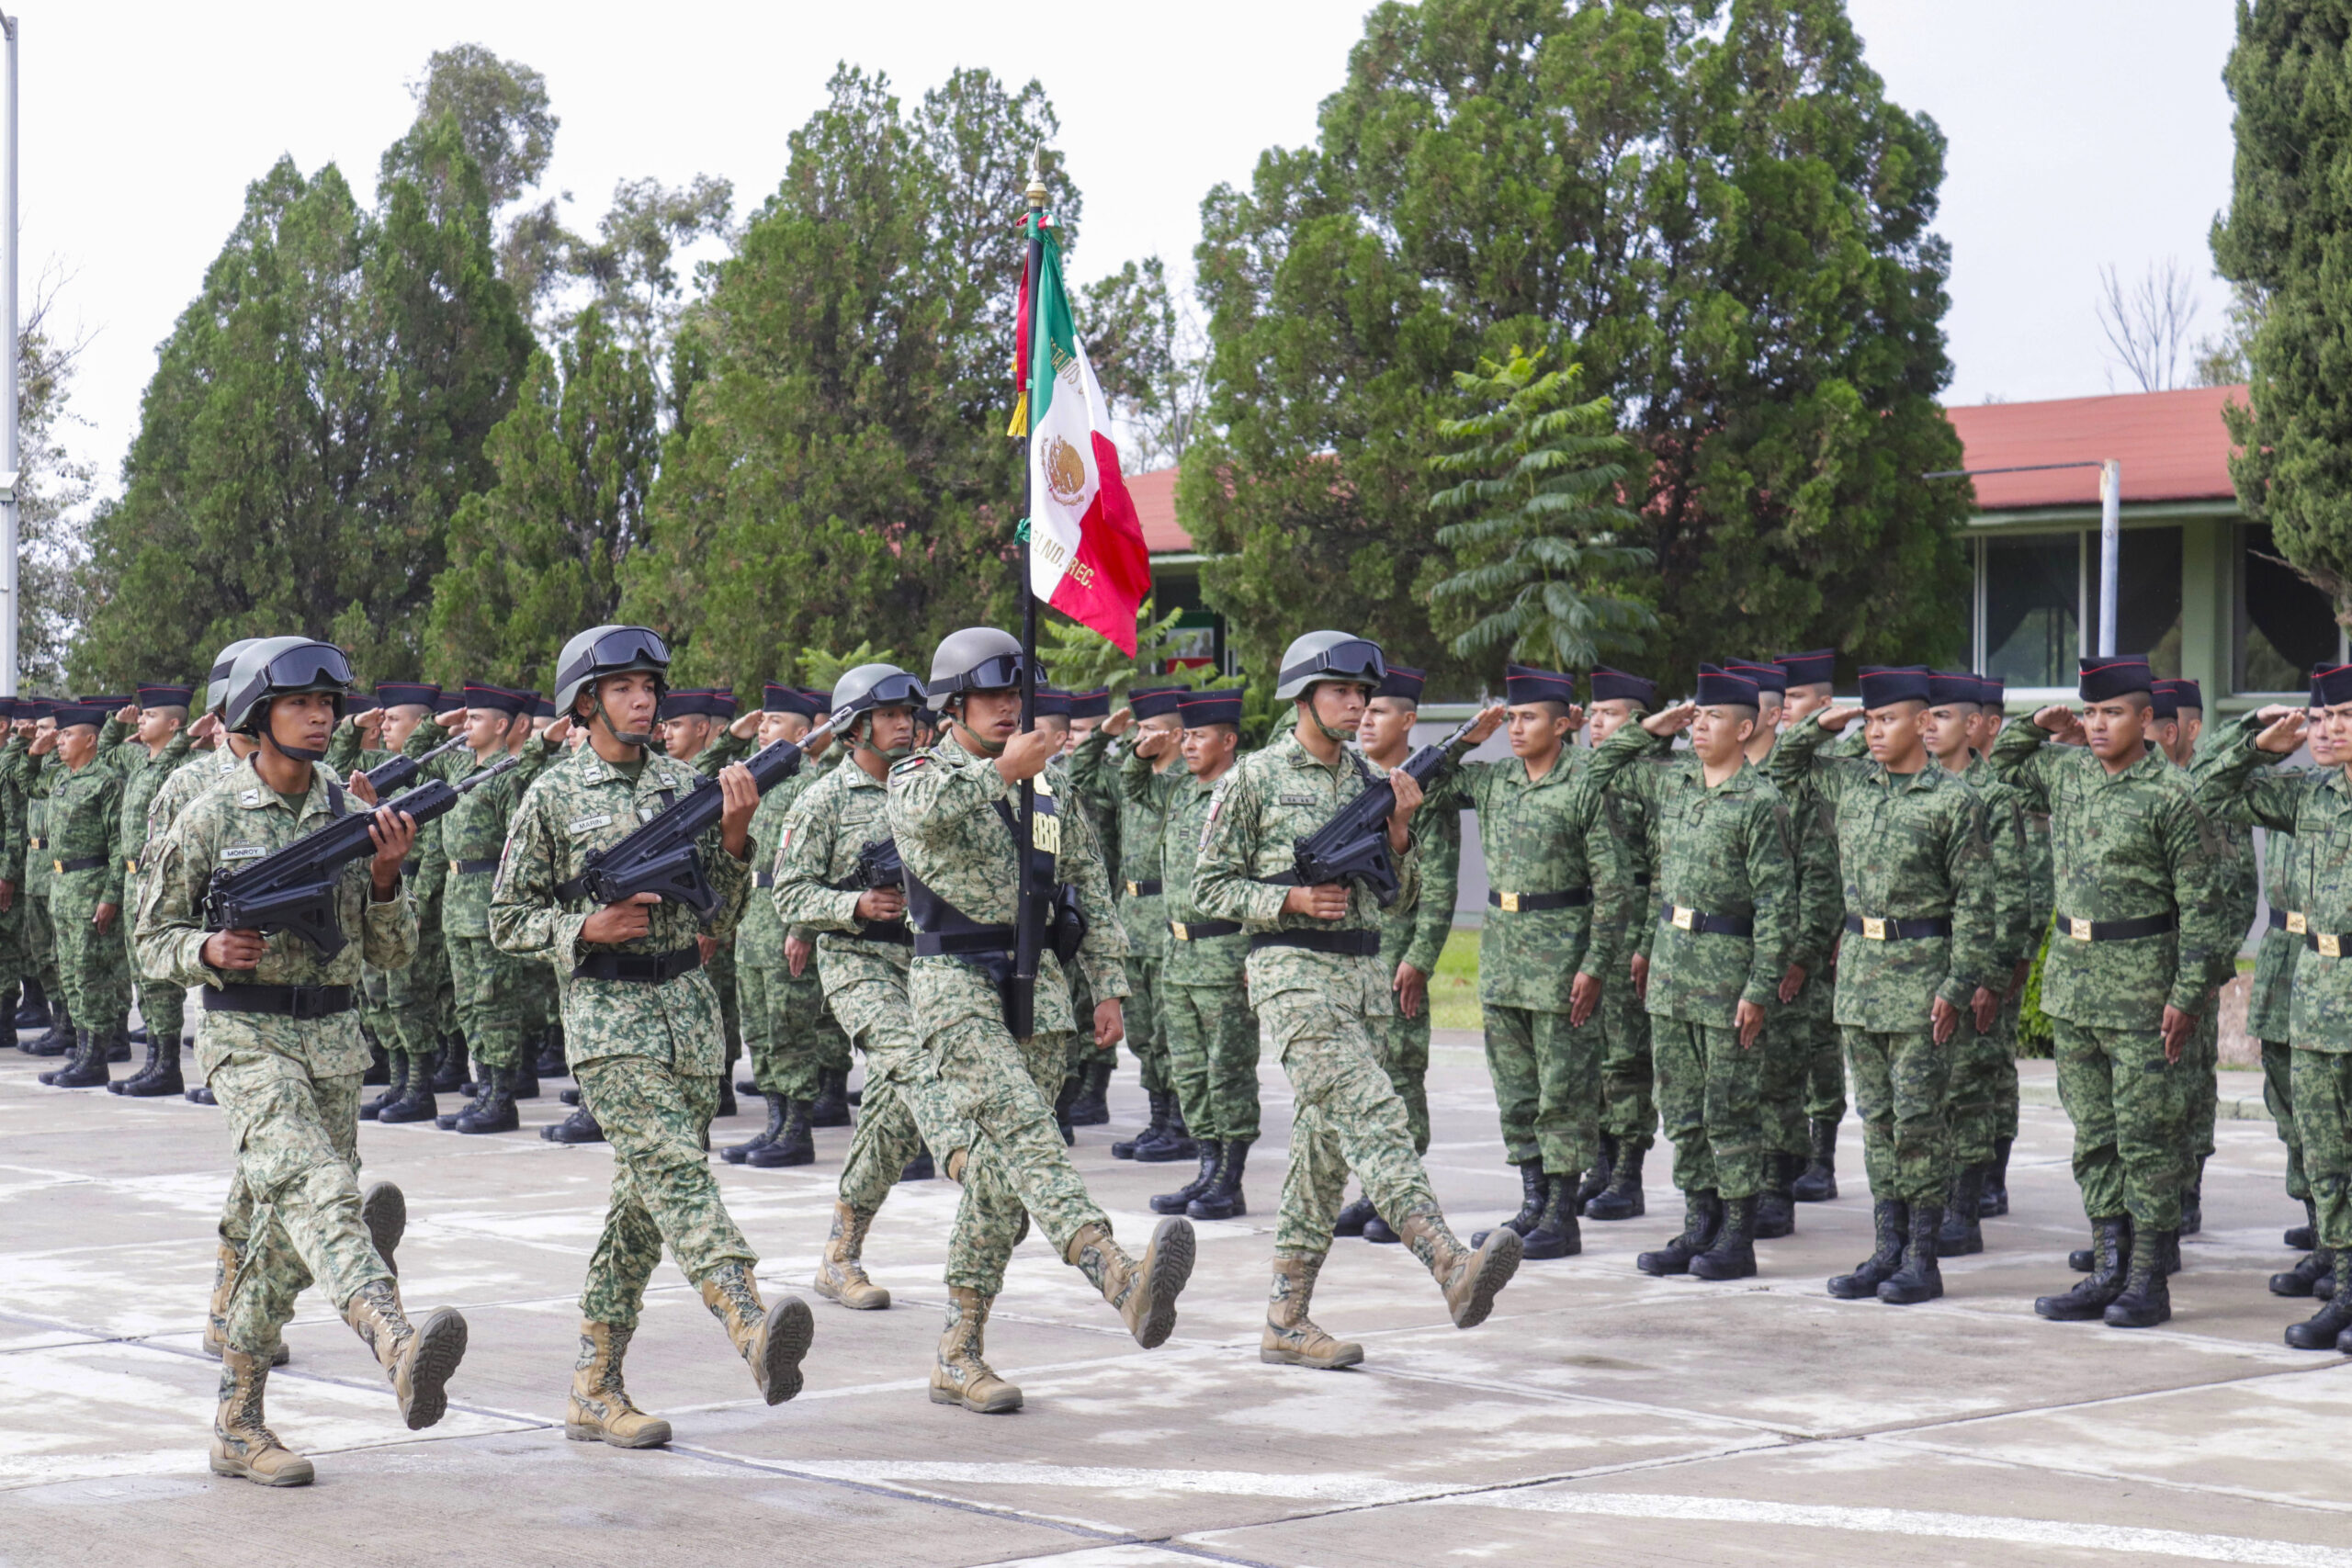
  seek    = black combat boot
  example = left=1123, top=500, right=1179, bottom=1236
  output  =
left=1792, top=1117, right=1839, bottom=1202
left=1752, top=1155, right=1796, bottom=1240
left=378, top=1066, right=440, bottom=1124
left=807, top=1068, right=850, bottom=1128
left=13, top=975, right=48, bottom=1030
left=1939, top=1167, right=1985, bottom=1256
left=103, top=1026, right=131, bottom=1064
left=736, top=1071, right=761, bottom=1097
left=2180, top=1158, right=2206, bottom=1236
left=187, top=1084, right=217, bottom=1105
left=42, top=1030, right=110, bottom=1088
left=362, top=1041, right=390, bottom=1085
left=1978, top=1136, right=2012, bottom=1217
left=453, top=1066, right=519, bottom=1134
left=2286, top=1268, right=2352, bottom=1349
left=1690, top=1194, right=1758, bottom=1280
left=747, top=1101, right=816, bottom=1168
left=1153, top=1140, right=1221, bottom=1216
left=542, top=1105, right=606, bottom=1144
left=28, top=1002, right=74, bottom=1056
left=508, top=1059, right=540, bottom=1100
left=2271, top=1247, right=2333, bottom=1299
left=1521, top=1174, right=1582, bottom=1260
left=1636, top=1190, right=1722, bottom=1277
left=1333, top=1193, right=1377, bottom=1236
left=1577, top=1134, right=1617, bottom=1211
left=1362, top=1211, right=1402, bottom=1244
left=899, top=1146, right=934, bottom=1181
left=2103, top=1225, right=2172, bottom=1328
left=110, top=1036, right=164, bottom=1097
left=535, top=1027, right=568, bottom=1080
left=1136, top=1097, right=1195, bottom=1163
left=428, top=1040, right=466, bottom=1094
left=2036, top=1215, right=2130, bottom=1320
left=1068, top=1056, right=1113, bottom=1126
left=1878, top=1204, right=1944, bottom=1304
left=124, top=1035, right=186, bottom=1098
left=716, top=1077, right=739, bottom=1119
left=1474, top=1163, right=1549, bottom=1249
left=1587, top=1141, right=1647, bottom=1221
left=724, top=1095, right=787, bottom=1165
left=1828, top=1200, right=1908, bottom=1299
left=2287, top=1197, right=2319, bottom=1253
left=1054, top=1072, right=1080, bottom=1145
left=560, top=1086, right=582, bottom=1106
left=1111, top=1090, right=1169, bottom=1160
left=360, top=1055, right=409, bottom=1120
left=1187, top=1140, right=1252, bottom=1222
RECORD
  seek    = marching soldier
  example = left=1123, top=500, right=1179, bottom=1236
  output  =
left=134, top=637, right=456, bottom=1486
left=1770, top=667, right=1998, bottom=1304
left=1581, top=667, right=1659, bottom=1222
left=1193, top=630, right=1525, bottom=1367
left=1993, top=654, right=2225, bottom=1329
left=1776, top=650, right=1850, bottom=1202
left=890, top=628, right=1196, bottom=1380
left=492, top=625, right=812, bottom=1448
left=32, top=701, right=131, bottom=1089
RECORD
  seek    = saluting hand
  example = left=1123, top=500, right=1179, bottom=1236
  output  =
left=1463, top=704, right=1509, bottom=745
left=2254, top=708, right=2309, bottom=756
left=114, top=702, right=139, bottom=727
left=1815, top=705, right=1862, bottom=734
left=1641, top=702, right=1698, bottom=739
left=1102, top=705, right=1136, bottom=739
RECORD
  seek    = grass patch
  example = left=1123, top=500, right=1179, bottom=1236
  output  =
left=1430, top=926, right=1482, bottom=1032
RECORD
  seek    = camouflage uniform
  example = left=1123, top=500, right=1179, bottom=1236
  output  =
left=1946, top=755, right=2035, bottom=1171
left=1992, top=725, right=2225, bottom=1234
left=887, top=732, right=1129, bottom=1264
left=2242, top=825, right=2305, bottom=1203
left=101, top=718, right=195, bottom=1047
left=741, top=761, right=850, bottom=1103
left=1374, top=795, right=1457, bottom=1156
left=0, top=737, right=34, bottom=1002
left=416, top=719, right=560, bottom=1073
left=1437, top=748, right=1623, bottom=1179
left=489, top=744, right=758, bottom=1331
left=24, top=755, right=65, bottom=1025
left=1158, top=764, right=1261, bottom=1145
left=1771, top=717, right=1996, bottom=1204
left=35, top=751, right=130, bottom=1036
left=2179, top=733, right=2258, bottom=1201
left=132, top=754, right=417, bottom=1353
left=1069, top=729, right=1174, bottom=1099
left=1191, top=727, right=1444, bottom=1256
left=1596, top=764, right=1658, bottom=1155
left=1763, top=760, right=1846, bottom=1167
left=322, top=723, right=404, bottom=1063
left=1600, top=727, right=1795, bottom=1203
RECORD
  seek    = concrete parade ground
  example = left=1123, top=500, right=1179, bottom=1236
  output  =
left=1, top=1027, right=2347, bottom=1568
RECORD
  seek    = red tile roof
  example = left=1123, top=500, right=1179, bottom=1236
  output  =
left=1127, top=466, right=1190, bottom=553
left=1945, top=385, right=2246, bottom=512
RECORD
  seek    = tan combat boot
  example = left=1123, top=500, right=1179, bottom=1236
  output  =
left=1396, top=1205, right=1522, bottom=1328
left=565, top=1320, right=673, bottom=1449
left=342, top=1278, right=469, bottom=1430
left=812, top=1201, right=891, bottom=1310
left=202, top=1241, right=288, bottom=1366
left=1261, top=1250, right=1364, bottom=1370
left=209, top=1346, right=314, bottom=1487
left=697, top=1261, right=814, bottom=1405
left=928, top=1287, right=1023, bottom=1414
left=1065, top=1217, right=1194, bottom=1348
left=360, top=1181, right=405, bottom=1277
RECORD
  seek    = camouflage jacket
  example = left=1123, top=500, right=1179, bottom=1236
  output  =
left=1962, top=755, right=2037, bottom=968
left=1766, top=735, right=1849, bottom=983
left=1159, top=764, right=1250, bottom=988
left=1436, top=747, right=1623, bottom=1011
left=774, top=755, right=910, bottom=1004
left=1191, top=725, right=1427, bottom=1012
left=1069, top=729, right=1180, bottom=967
left=100, top=722, right=195, bottom=891
left=489, top=743, right=752, bottom=1073
left=888, top=730, right=1128, bottom=1039
left=1379, top=793, right=1459, bottom=985
left=133, top=754, right=418, bottom=1081
left=738, top=767, right=823, bottom=969
left=410, top=719, right=560, bottom=939
left=1599, top=724, right=1795, bottom=1026
left=1602, top=746, right=1660, bottom=968
left=0, top=736, right=30, bottom=885
left=25, top=752, right=57, bottom=897
left=34, top=754, right=127, bottom=906
left=1771, top=716, right=1996, bottom=1030
left=1991, top=724, right=2226, bottom=1030
left=2245, top=824, right=2299, bottom=1044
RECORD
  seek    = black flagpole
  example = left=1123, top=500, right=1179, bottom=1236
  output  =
left=1011, top=156, right=1046, bottom=1040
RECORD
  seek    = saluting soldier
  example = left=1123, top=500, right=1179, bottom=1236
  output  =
left=94, top=685, right=196, bottom=1095
left=1775, top=650, right=1850, bottom=1202
left=19, top=699, right=74, bottom=1056
left=1971, top=673, right=2047, bottom=1217
left=1581, top=667, right=1661, bottom=1224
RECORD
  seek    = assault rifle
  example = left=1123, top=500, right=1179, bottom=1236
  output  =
left=203, top=756, right=522, bottom=957
left=850, top=837, right=902, bottom=890
left=560, top=716, right=841, bottom=917
left=363, top=733, right=469, bottom=797
left=1287, top=716, right=1474, bottom=908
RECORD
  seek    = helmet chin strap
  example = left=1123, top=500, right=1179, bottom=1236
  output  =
left=1304, top=691, right=1355, bottom=745
left=261, top=728, right=328, bottom=766
left=853, top=716, right=911, bottom=764
left=593, top=691, right=656, bottom=749
left=948, top=702, right=1005, bottom=757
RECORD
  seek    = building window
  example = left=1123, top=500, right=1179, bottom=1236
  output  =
left=1982, top=534, right=2080, bottom=689
left=2119, top=525, right=2183, bottom=677
left=2237, top=524, right=2344, bottom=693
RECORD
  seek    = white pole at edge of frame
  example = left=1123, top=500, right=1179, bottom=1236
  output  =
left=1, top=14, right=19, bottom=699
left=2096, top=457, right=2120, bottom=659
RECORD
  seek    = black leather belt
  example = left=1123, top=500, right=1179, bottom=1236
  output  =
left=1125, top=878, right=1163, bottom=897
left=204, top=984, right=355, bottom=1020
left=1844, top=914, right=1953, bottom=941
left=752, top=872, right=774, bottom=888
left=1661, top=903, right=1753, bottom=938
left=1488, top=888, right=1592, bottom=912
left=1633, top=873, right=1653, bottom=887
left=1250, top=930, right=1380, bottom=957
left=1170, top=919, right=1242, bottom=941
left=852, top=921, right=912, bottom=945
left=913, top=927, right=1017, bottom=959
left=451, top=858, right=499, bottom=875
left=2271, top=908, right=2297, bottom=931
left=572, top=946, right=702, bottom=983
left=53, top=856, right=103, bottom=874
left=2055, top=912, right=2177, bottom=943
left=400, top=861, right=420, bottom=880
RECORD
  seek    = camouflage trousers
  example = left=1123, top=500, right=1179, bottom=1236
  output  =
left=1758, top=988, right=1815, bottom=1161
left=1124, top=954, right=1167, bottom=1096
left=382, top=921, right=454, bottom=1060
left=707, top=943, right=742, bottom=1075
left=2184, top=988, right=2221, bottom=1171
left=1064, top=962, right=1102, bottom=1082
left=1259, top=987, right=1438, bottom=1257
left=2051, top=1018, right=2188, bottom=1232
left=25, top=892, right=62, bottom=1017
left=1483, top=1004, right=1599, bottom=1178
left=1799, top=980, right=1848, bottom=1126
left=51, top=870, right=130, bottom=1029
left=834, top=988, right=1022, bottom=1296
left=447, top=931, right=530, bottom=1070
left=1596, top=968, right=1656, bottom=1153
left=1161, top=980, right=1261, bottom=1145
left=1364, top=996, right=1431, bottom=1156
left=573, top=1052, right=755, bottom=1331
left=1993, top=989, right=2023, bottom=1142
left=122, top=871, right=183, bottom=1047
left=738, top=960, right=844, bottom=1101
left=1651, top=1016, right=1765, bottom=1201
left=1946, top=1005, right=2018, bottom=1167
left=927, top=1014, right=1110, bottom=1260
left=1844, top=1027, right=1953, bottom=1205
left=210, top=1046, right=390, bottom=1355
left=2263, top=1040, right=2307, bottom=1201
left=2291, top=1046, right=2352, bottom=1250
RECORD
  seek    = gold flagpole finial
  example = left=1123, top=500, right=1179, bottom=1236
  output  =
left=1026, top=146, right=1047, bottom=209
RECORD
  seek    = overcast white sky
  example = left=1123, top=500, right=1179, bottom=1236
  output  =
left=16, top=0, right=2235, bottom=502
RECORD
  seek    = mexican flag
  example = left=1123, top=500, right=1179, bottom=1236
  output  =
left=1012, top=213, right=1151, bottom=655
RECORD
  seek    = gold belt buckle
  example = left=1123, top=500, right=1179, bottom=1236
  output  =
left=1171, top=922, right=1191, bottom=942
left=450, top=859, right=463, bottom=875
left=125, top=858, right=138, bottom=873
left=2323, top=933, right=2344, bottom=960
left=1125, top=879, right=1141, bottom=897
left=1861, top=916, right=1887, bottom=942
left=51, top=859, right=62, bottom=875
left=2066, top=917, right=2094, bottom=942
left=1671, top=905, right=1695, bottom=931
left=2289, top=911, right=2310, bottom=935
left=1499, top=891, right=1521, bottom=913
